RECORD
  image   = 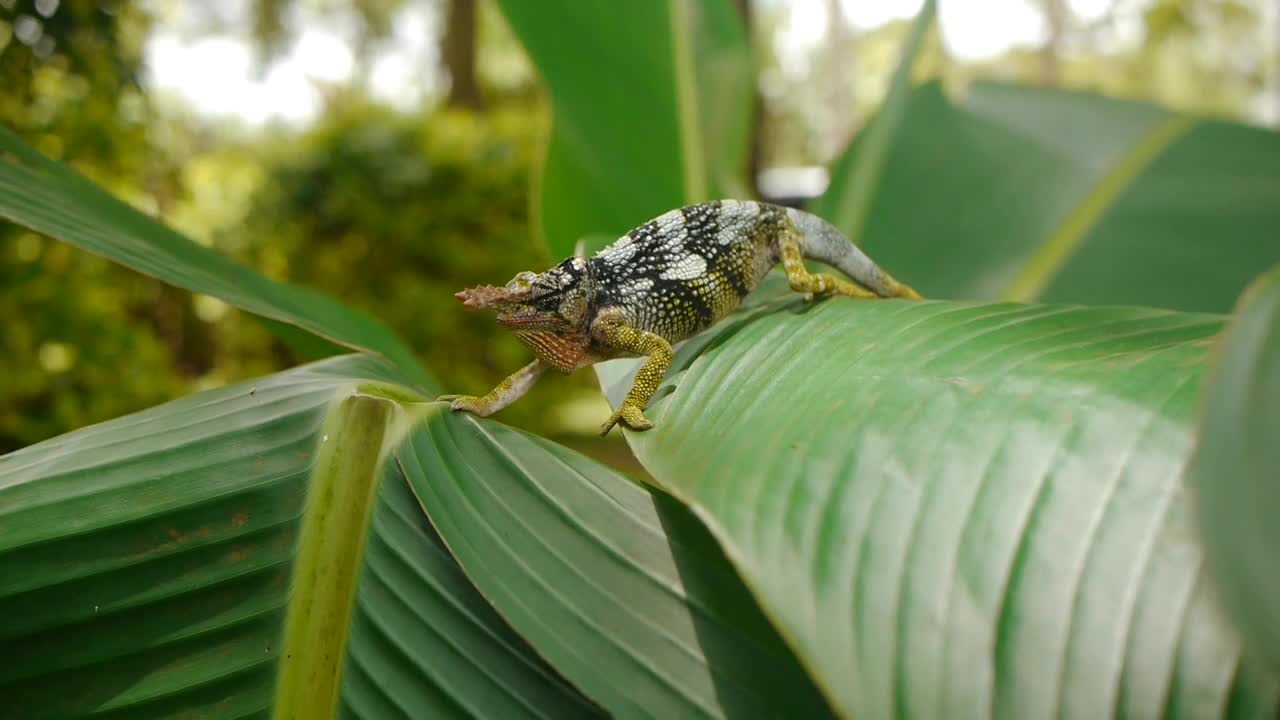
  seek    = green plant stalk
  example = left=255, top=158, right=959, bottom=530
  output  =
left=1000, top=115, right=1195, bottom=301
left=273, top=394, right=393, bottom=720
left=356, top=381, right=430, bottom=405
left=828, top=0, right=936, bottom=240
left=670, top=0, right=707, bottom=203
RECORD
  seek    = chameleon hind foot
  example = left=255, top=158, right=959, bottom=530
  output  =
left=794, top=272, right=878, bottom=302
left=892, top=283, right=923, bottom=300
left=600, top=403, right=654, bottom=435
left=779, top=235, right=877, bottom=301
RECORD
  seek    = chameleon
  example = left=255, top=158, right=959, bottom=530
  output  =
left=439, top=199, right=921, bottom=435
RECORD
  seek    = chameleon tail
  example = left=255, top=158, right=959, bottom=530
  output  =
left=783, top=207, right=921, bottom=299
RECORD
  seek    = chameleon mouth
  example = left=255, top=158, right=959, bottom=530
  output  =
left=495, top=312, right=546, bottom=329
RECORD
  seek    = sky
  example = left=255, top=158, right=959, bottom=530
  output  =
left=142, top=0, right=1186, bottom=127
left=145, top=0, right=440, bottom=125
left=781, top=0, right=1119, bottom=59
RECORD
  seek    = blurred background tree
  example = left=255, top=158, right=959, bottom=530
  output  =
left=0, top=0, right=188, bottom=450
left=1, top=0, right=1276, bottom=458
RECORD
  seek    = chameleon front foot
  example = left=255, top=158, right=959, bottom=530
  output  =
left=437, top=394, right=499, bottom=417
left=600, top=403, right=654, bottom=435
left=436, top=361, right=547, bottom=420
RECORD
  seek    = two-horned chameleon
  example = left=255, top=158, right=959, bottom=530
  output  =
left=440, top=200, right=921, bottom=435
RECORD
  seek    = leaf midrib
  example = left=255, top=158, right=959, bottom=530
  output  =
left=999, top=115, right=1197, bottom=302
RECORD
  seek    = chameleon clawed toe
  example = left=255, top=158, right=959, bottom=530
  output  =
left=600, top=404, right=653, bottom=436
left=437, top=394, right=490, bottom=416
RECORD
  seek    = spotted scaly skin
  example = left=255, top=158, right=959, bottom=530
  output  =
left=439, top=200, right=922, bottom=435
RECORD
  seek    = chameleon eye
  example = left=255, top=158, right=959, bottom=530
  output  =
left=508, top=271, right=538, bottom=290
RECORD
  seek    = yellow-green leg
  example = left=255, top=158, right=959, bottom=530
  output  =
left=438, top=359, right=546, bottom=417
left=778, top=233, right=879, bottom=301
left=592, top=310, right=673, bottom=435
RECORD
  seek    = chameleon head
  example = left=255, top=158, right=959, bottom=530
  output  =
left=454, top=257, right=593, bottom=373
left=454, top=257, right=591, bottom=334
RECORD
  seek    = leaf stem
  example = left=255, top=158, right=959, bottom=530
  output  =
left=273, top=394, right=393, bottom=720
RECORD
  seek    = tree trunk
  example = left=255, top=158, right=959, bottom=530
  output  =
left=443, top=0, right=483, bottom=110
left=735, top=0, right=764, bottom=198
left=824, top=0, right=856, bottom=161
left=1041, top=0, right=1064, bottom=87
left=1274, top=0, right=1280, bottom=126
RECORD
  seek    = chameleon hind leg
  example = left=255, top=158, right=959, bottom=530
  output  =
left=592, top=309, right=673, bottom=435
left=778, top=232, right=878, bottom=302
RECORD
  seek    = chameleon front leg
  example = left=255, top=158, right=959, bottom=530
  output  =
left=592, top=309, right=673, bottom=435
left=438, top=359, right=547, bottom=417
left=778, top=231, right=879, bottom=301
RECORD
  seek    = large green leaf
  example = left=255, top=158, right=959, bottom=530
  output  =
left=400, top=409, right=833, bottom=719
left=0, top=356, right=593, bottom=718
left=815, top=82, right=1280, bottom=313
left=0, top=126, right=430, bottom=389
left=341, top=461, right=601, bottom=719
left=604, top=285, right=1278, bottom=718
left=495, top=0, right=751, bottom=257
left=1190, top=265, right=1280, bottom=678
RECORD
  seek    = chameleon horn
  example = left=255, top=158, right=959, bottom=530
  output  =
left=454, top=284, right=528, bottom=309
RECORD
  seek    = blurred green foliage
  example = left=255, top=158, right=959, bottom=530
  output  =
left=752, top=0, right=1273, bottom=168
left=0, top=0, right=150, bottom=168
left=217, top=99, right=606, bottom=434
left=0, top=235, right=188, bottom=450
left=0, top=0, right=596, bottom=451
left=0, top=0, right=185, bottom=451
